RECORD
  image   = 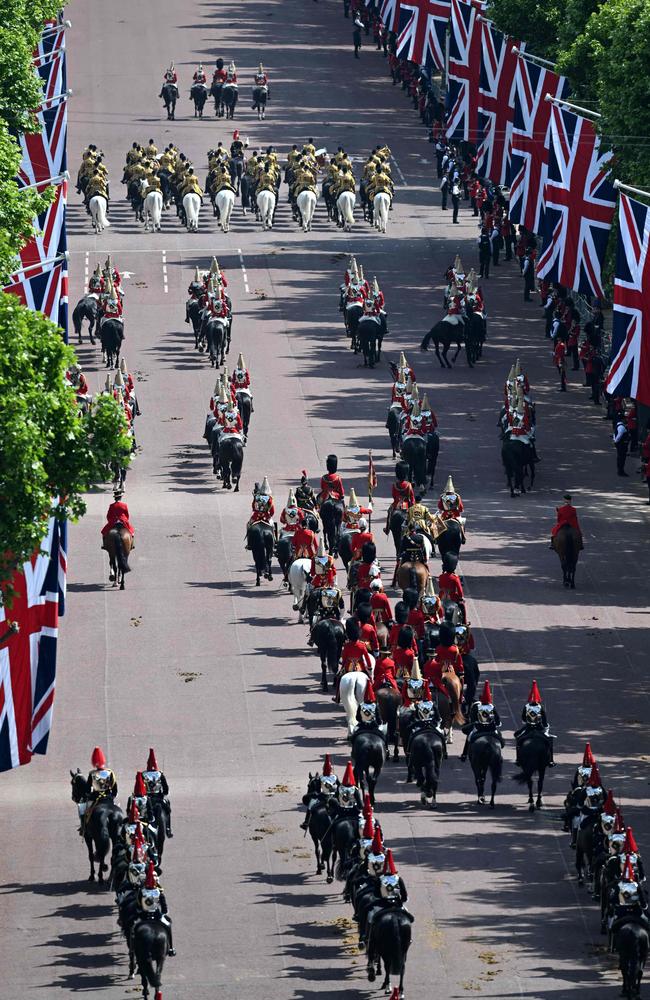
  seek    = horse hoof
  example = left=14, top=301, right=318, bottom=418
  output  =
left=326, top=875, right=333, bottom=884
left=489, top=801, right=495, bottom=810
left=529, top=803, right=535, bottom=812
left=367, top=968, right=376, bottom=983
left=88, top=873, right=95, bottom=882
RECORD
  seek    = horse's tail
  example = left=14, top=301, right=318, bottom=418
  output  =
left=386, top=912, right=405, bottom=975
left=409, top=567, right=418, bottom=591
left=491, top=745, right=503, bottom=784
left=112, top=529, right=131, bottom=574
left=445, top=677, right=464, bottom=726
left=72, top=303, right=83, bottom=335
left=94, top=197, right=110, bottom=229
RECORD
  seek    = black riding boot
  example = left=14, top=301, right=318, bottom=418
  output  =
left=300, top=807, right=312, bottom=831
left=165, top=801, right=174, bottom=837
left=459, top=736, right=469, bottom=762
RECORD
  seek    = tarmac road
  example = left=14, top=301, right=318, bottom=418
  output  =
left=1, top=1, right=649, bottom=998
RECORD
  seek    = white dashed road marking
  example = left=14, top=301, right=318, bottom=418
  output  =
left=237, top=247, right=250, bottom=294
left=162, top=250, right=168, bottom=293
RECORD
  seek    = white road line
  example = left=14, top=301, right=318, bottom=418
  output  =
left=84, top=250, right=89, bottom=284
left=391, top=156, right=408, bottom=187
left=161, top=250, right=168, bottom=294
left=237, top=247, right=250, bottom=294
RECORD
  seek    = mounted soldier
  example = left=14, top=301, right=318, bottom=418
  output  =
left=300, top=753, right=339, bottom=830
left=142, top=748, right=174, bottom=839
left=460, top=680, right=504, bottom=762
left=513, top=680, right=556, bottom=768
left=134, top=861, right=176, bottom=956
left=77, top=746, right=117, bottom=835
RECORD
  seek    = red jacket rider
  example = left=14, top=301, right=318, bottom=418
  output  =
left=101, top=497, right=134, bottom=537
left=551, top=499, right=582, bottom=539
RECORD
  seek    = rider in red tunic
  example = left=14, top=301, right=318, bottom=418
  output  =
left=292, top=519, right=318, bottom=559
left=369, top=579, right=393, bottom=624
left=101, top=491, right=135, bottom=546
left=319, top=455, right=345, bottom=502
left=550, top=493, right=583, bottom=548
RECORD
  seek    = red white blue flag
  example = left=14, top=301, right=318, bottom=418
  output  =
left=536, top=105, right=616, bottom=297
left=5, top=238, right=69, bottom=337
left=446, top=0, right=481, bottom=142
left=396, top=0, right=450, bottom=72
left=508, top=56, right=569, bottom=233
left=381, top=0, right=403, bottom=30
left=475, top=24, right=520, bottom=186
left=0, top=512, right=67, bottom=771
left=605, top=193, right=650, bottom=405
left=16, top=96, right=67, bottom=188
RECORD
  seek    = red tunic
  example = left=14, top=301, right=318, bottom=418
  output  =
left=438, top=497, right=464, bottom=517
left=438, top=571, right=464, bottom=604
left=553, top=341, right=567, bottom=367
left=310, top=559, right=336, bottom=588
left=407, top=608, right=426, bottom=640
left=213, top=68, right=227, bottom=84
left=359, top=622, right=379, bottom=653
left=432, top=643, right=464, bottom=677
left=422, top=657, right=458, bottom=696
left=232, top=371, right=250, bottom=389
left=391, top=481, right=415, bottom=508
left=394, top=646, right=415, bottom=679
left=388, top=623, right=418, bottom=654
left=320, top=473, right=345, bottom=502
left=370, top=591, right=393, bottom=624
left=356, top=562, right=377, bottom=590
left=551, top=503, right=581, bottom=538
left=350, top=531, right=374, bottom=557
left=280, top=507, right=304, bottom=530
left=373, top=655, right=398, bottom=692
left=341, top=639, right=372, bottom=674
left=101, top=500, right=134, bottom=537
left=291, top=526, right=317, bottom=557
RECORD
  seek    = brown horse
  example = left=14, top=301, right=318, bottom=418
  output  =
left=104, top=526, right=132, bottom=590
left=436, top=671, right=464, bottom=743
left=552, top=524, right=582, bottom=589
left=395, top=560, right=429, bottom=596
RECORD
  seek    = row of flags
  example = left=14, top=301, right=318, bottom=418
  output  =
left=378, top=0, right=650, bottom=404
left=0, top=16, right=69, bottom=773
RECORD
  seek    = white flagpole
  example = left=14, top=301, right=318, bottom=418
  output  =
left=613, top=179, right=650, bottom=200
left=544, top=93, right=601, bottom=119
left=6, top=251, right=69, bottom=281
left=20, top=170, right=69, bottom=191
left=39, top=89, right=72, bottom=109
left=511, top=45, right=556, bottom=69
left=40, top=20, right=71, bottom=37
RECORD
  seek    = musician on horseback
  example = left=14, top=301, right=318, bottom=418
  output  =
left=135, top=861, right=176, bottom=956
left=513, top=680, right=556, bottom=767
left=78, top=746, right=117, bottom=835
left=550, top=493, right=583, bottom=550
left=398, top=527, right=427, bottom=566
left=101, top=490, right=135, bottom=550
left=460, top=681, right=504, bottom=761
left=404, top=498, right=440, bottom=554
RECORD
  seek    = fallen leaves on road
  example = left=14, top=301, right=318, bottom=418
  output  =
left=266, top=784, right=289, bottom=795
left=254, top=825, right=279, bottom=836
left=254, top=288, right=268, bottom=299
left=129, top=616, right=142, bottom=627
left=177, top=671, right=202, bottom=683
left=460, top=982, right=482, bottom=992
left=162, top=416, right=183, bottom=422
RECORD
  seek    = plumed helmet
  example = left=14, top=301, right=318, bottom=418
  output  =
left=128, top=800, right=140, bottom=823
left=322, top=753, right=333, bottom=777
left=347, top=488, right=359, bottom=510
left=624, top=827, right=639, bottom=855
left=91, top=746, right=107, bottom=768
left=119, top=357, right=128, bottom=375
left=133, top=771, right=147, bottom=798
left=146, top=748, right=159, bottom=772
left=114, top=370, right=124, bottom=388
left=341, top=761, right=356, bottom=787
left=144, top=860, right=157, bottom=890
left=527, top=680, right=542, bottom=705
left=583, top=742, right=595, bottom=766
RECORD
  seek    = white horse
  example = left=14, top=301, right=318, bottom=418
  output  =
left=183, top=192, right=201, bottom=232
left=296, top=189, right=317, bottom=233
left=373, top=191, right=390, bottom=233
left=288, top=558, right=312, bottom=619
left=141, top=183, right=163, bottom=232
left=216, top=188, right=235, bottom=233
left=256, top=189, right=276, bottom=229
left=89, top=195, right=110, bottom=233
left=340, top=667, right=375, bottom=738
left=336, top=190, right=355, bottom=232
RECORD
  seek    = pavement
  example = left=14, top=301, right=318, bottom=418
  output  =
left=0, top=0, right=649, bottom=998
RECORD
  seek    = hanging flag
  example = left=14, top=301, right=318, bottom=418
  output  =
left=0, top=511, right=67, bottom=772
left=396, top=0, right=450, bottom=72
left=446, top=0, right=482, bottom=143
left=16, top=96, right=67, bottom=189
left=16, top=178, right=67, bottom=271
left=605, top=193, right=650, bottom=405
left=381, top=0, right=403, bottom=31
left=5, top=249, right=69, bottom=338
left=368, top=451, right=378, bottom=500
left=536, top=105, right=616, bottom=298
left=508, top=57, right=569, bottom=233
left=34, top=16, right=66, bottom=63
left=475, top=24, right=520, bottom=186
left=35, top=45, right=66, bottom=104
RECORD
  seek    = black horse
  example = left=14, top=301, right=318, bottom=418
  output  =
left=501, top=436, right=535, bottom=497
left=252, top=84, right=268, bottom=119
left=132, top=918, right=167, bottom=999
left=386, top=406, right=402, bottom=457
left=236, top=392, right=252, bottom=440
left=248, top=521, right=274, bottom=586
left=617, top=921, right=648, bottom=1000
left=377, top=685, right=401, bottom=759
left=468, top=733, right=502, bottom=807
left=513, top=731, right=551, bottom=811
left=464, top=309, right=485, bottom=366
left=229, top=156, right=245, bottom=195
left=311, top=617, right=344, bottom=692
left=320, top=498, right=343, bottom=554
left=331, top=812, right=359, bottom=881
left=222, top=83, right=238, bottom=119
left=218, top=434, right=243, bottom=491
left=72, top=294, right=99, bottom=344
left=426, top=430, right=440, bottom=487
left=553, top=524, right=581, bottom=589
left=357, top=315, right=384, bottom=368
left=161, top=82, right=178, bottom=120
left=436, top=517, right=462, bottom=567
left=190, top=82, right=208, bottom=118
left=409, top=728, right=444, bottom=807
left=188, top=299, right=204, bottom=349
left=70, top=770, right=123, bottom=882
left=210, top=80, right=224, bottom=116
left=400, top=436, right=427, bottom=492
left=100, top=318, right=124, bottom=368
left=302, top=775, right=335, bottom=879
left=420, top=318, right=465, bottom=368
left=367, top=908, right=412, bottom=996
left=344, top=302, right=363, bottom=351
left=352, top=730, right=386, bottom=806
left=203, top=315, right=227, bottom=368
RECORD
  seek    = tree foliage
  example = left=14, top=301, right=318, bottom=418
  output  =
left=487, top=0, right=562, bottom=60
left=0, top=124, right=52, bottom=285
left=0, top=0, right=63, bottom=133
left=0, top=295, right=132, bottom=582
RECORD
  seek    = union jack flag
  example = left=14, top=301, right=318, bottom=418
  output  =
left=16, top=179, right=67, bottom=272
left=35, top=45, right=66, bottom=104
left=536, top=105, right=616, bottom=298
left=34, top=19, right=66, bottom=63
left=16, top=97, right=67, bottom=189
left=446, top=0, right=481, bottom=142
left=0, top=511, right=67, bottom=772
left=381, top=0, right=403, bottom=30
left=605, top=193, right=650, bottom=405
left=475, top=24, right=520, bottom=186
left=396, top=0, right=450, bottom=72
left=5, top=240, right=69, bottom=338
left=508, top=56, right=569, bottom=233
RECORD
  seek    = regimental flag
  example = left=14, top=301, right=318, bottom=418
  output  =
left=0, top=511, right=67, bottom=772
left=368, top=451, right=378, bottom=499
left=537, top=105, right=616, bottom=298
left=605, top=193, right=650, bottom=405
left=381, top=0, right=403, bottom=31
left=508, top=57, right=569, bottom=233
left=446, top=0, right=482, bottom=143
left=5, top=246, right=69, bottom=339
left=396, top=0, right=450, bottom=72
left=475, top=24, right=520, bottom=186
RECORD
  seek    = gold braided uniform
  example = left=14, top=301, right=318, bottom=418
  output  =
left=257, top=170, right=276, bottom=193
left=405, top=503, right=444, bottom=539
left=336, top=172, right=355, bottom=194
left=158, top=151, right=174, bottom=172
left=86, top=175, right=108, bottom=198
left=144, top=142, right=158, bottom=158
left=181, top=175, right=203, bottom=197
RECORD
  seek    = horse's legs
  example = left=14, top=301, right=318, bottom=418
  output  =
left=434, top=344, right=445, bottom=368
left=453, top=342, right=462, bottom=364
left=109, top=554, right=116, bottom=584
left=85, top=835, right=96, bottom=881
left=527, top=776, right=534, bottom=812
left=489, top=773, right=497, bottom=809
left=536, top=768, right=545, bottom=809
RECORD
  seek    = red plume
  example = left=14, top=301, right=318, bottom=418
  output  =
left=480, top=680, right=492, bottom=705
left=588, top=762, right=602, bottom=788
left=582, top=742, right=595, bottom=766
left=91, top=746, right=106, bottom=768
left=383, top=848, right=397, bottom=875
left=602, top=790, right=617, bottom=816
left=144, top=860, right=156, bottom=889
left=363, top=792, right=372, bottom=819
left=371, top=828, right=384, bottom=855
left=133, top=771, right=147, bottom=797
left=527, top=679, right=541, bottom=704
left=128, top=801, right=140, bottom=823
left=342, top=761, right=356, bottom=787
left=322, top=753, right=333, bottom=777
left=146, top=748, right=158, bottom=771
left=422, top=679, right=432, bottom=700
left=622, top=854, right=636, bottom=883
left=362, top=813, right=374, bottom=839
left=613, top=809, right=625, bottom=834
left=624, top=827, right=639, bottom=854
left=363, top=681, right=377, bottom=703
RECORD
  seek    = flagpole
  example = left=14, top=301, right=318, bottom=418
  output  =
left=0, top=623, right=19, bottom=645
left=544, top=93, right=601, bottom=119
left=20, top=170, right=69, bottom=191
left=613, top=179, right=650, bottom=200
left=39, top=89, right=72, bottom=110
left=6, top=252, right=69, bottom=281
left=40, top=20, right=71, bottom=37
left=511, top=45, right=556, bottom=69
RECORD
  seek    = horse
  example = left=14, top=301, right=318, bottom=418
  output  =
left=435, top=517, right=462, bottom=568
left=373, top=191, right=390, bottom=233
left=203, top=315, right=227, bottom=368
left=302, top=775, right=335, bottom=878
left=331, top=812, right=359, bottom=881
left=552, top=524, right=581, bottom=589
left=320, top=498, right=344, bottom=555
left=436, top=671, right=464, bottom=743
left=89, top=194, right=110, bottom=233
left=288, top=557, right=311, bottom=614
left=400, top=435, right=427, bottom=492
left=236, top=390, right=252, bottom=440
left=188, top=299, right=204, bottom=349
left=126, top=176, right=145, bottom=222
left=296, top=189, right=316, bottom=232
left=256, top=189, right=276, bottom=229
left=104, top=525, right=132, bottom=589
left=311, top=617, right=344, bottom=692
left=340, top=671, right=372, bottom=738
left=468, top=733, right=502, bottom=807
left=161, top=82, right=178, bottom=119
left=248, top=521, right=274, bottom=586
left=252, top=84, right=267, bottom=120
left=182, top=192, right=201, bottom=232
left=222, top=83, right=238, bottom=119
left=72, top=293, right=99, bottom=344
left=513, top=731, right=551, bottom=812
left=367, top=908, right=412, bottom=996
left=210, top=80, right=224, bottom=117
left=501, top=436, right=535, bottom=497
left=131, top=918, right=167, bottom=999
left=70, top=771, right=123, bottom=882
left=229, top=157, right=245, bottom=195
left=99, top=318, right=124, bottom=369
left=409, top=727, right=445, bottom=806
left=395, top=560, right=429, bottom=596
left=344, top=301, right=363, bottom=352
left=141, top=181, right=163, bottom=233
left=464, top=308, right=485, bottom=366
left=337, top=190, right=355, bottom=231
left=149, top=797, right=172, bottom=860
left=218, top=434, right=243, bottom=491
left=386, top=406, right=403, bottom=457
left=420, top=317, right=464, bottom=368
left=190, top=82, right=208, bottom=117
left=357, top=315, right=382, bottom=368
left=426, top=430, right=440, bottom=488
left=352, top=730, right=386, bottom=805
left=617, top=921, right=648, bottom=1000
left=377, top=686, right=401, bottom=759
left=216, top=188, right=235, bottom=232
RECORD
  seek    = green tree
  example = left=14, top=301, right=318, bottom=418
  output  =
left=0, top=295, right=133, bottom=583
left=0, top=0, right=63, bottom=133
left=0, top=123, right=52, bottom=285
left=486, top=0, right=562, bottom=60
